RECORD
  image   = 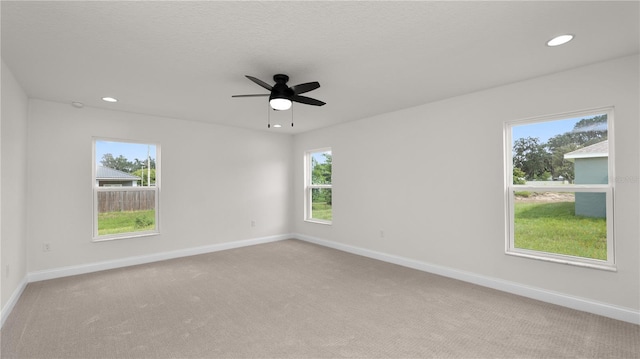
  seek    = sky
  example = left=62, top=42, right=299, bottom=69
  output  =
left=511, top=114, right=607, bottom=146
left=512, top=117, right=580, bottom=144
left=312, top=150, right=331, bottom=164
left=96, top=140, right=157, bottom=166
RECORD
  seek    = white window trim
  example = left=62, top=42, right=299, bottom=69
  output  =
left=504, top=107, right=615, bottom=270
left=304, top=147, right=332, bottom=225
left=92, top=137, right=161, bottom=241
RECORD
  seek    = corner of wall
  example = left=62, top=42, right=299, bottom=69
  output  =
left=1, top=59, right=30, bottom=323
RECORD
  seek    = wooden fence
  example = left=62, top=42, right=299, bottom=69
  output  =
left=97, top=190, right=155, bottom=213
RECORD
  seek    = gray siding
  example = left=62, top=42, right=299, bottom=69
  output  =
left=574, top=157, right=607, bottom=218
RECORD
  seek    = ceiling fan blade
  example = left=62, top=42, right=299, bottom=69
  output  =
left=291, top=95, right=326, bottom=106
left=232, top=94, right=270, bottom=98
left=291, top=81, right=320, bottom=95
left=245, top=75, right=273, bottom=91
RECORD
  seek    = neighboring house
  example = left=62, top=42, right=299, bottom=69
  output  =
left=96, top=166, right=140, bottom=187
left=564, top=140, right=608, bottom=218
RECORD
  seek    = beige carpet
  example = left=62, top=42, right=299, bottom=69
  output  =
left=1, top=239, right=638, bottom=358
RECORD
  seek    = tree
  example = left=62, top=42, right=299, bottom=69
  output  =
left=546, top=115, right=607, bottom=153
left=311, top=153, right=332, bottom=184
left=545, top=114, right=607, bottom=181
left=513, top=168, right=526, bottom=185
left=100, top=153, right=134, bottom=172
left=512, top=137, right=550, bottom=180
left=549, top=143, right=580, bottom=182
left=132, top=168, right=156, bottom=186
left=512, top=114, right=607, bottom=183
left=572, top=115, right=608, bottom=146
left=311, top=153, right=332, bottom=205
left=132, top=157, right=157, bottom=172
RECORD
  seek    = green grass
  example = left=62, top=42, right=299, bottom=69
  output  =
left=514, top=202, right=606, bottom=260
left=311, top=202, right=332, bottom=221
left=98, top=210, right=156, bottom=236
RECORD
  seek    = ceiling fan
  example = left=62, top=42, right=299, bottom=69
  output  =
left=232, top=74, right=326, bottom=111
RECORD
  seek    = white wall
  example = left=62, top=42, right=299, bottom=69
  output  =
left=27, top=100, right=292, bottom=272
left=4, top=54, right=638, bottom=324
left=1, top=60, right=29, bottom=312
left=293, top=55, right=640, bottom=311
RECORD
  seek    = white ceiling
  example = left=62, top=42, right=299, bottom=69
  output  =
left=2, top=1, right=638, bottom=134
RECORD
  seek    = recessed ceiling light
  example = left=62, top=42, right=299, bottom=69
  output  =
left=71, top=101, right=84, bottom=108
left=547, top=34, right=574, bottom=47
left=273, top=124, right=282, bottom=128
left=102, top=97, right=118, bottom=103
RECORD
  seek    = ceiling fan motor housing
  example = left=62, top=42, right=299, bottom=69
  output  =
left=270, top=74, right=294, bottom=100
left=273, top=74, right=289, bottom=83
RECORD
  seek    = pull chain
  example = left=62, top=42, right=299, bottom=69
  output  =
left=266, top=101, right=295, bottom=128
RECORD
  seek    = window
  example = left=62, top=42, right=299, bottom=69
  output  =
left=505, top=108, right=614, bottom=270
left=305, top=148, right=332, bottom=224
left=93, top=139, right=160, bottom=240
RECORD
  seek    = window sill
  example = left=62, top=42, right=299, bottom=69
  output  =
left=506, top=250, right=617, bottom=272
left=92, top=231, right=160, bottom=242
left=305, top=219, right=332, bottom=226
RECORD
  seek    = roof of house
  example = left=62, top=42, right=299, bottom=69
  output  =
left=564, top=140, right=608, bottom=160
left=96, top=166, right=141, bottom=180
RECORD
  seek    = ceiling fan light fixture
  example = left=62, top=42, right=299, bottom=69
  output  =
left=269, top=97, right=292, bottom=111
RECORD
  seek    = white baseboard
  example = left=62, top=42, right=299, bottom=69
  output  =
left=1, top=276, right=27, bottom=328
left=294, top=233, right=640, bottom=325
left=28, top=234, right=292, bottom=283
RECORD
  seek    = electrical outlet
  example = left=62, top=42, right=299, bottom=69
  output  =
left=380, top=230, right=385, bottom=238
left=43, top=243, right=51, bottom=252
left=251, top=220, right=256, bottom=227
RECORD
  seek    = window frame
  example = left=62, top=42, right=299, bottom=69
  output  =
left=92, top=137, right=161, bottom=241
left=504, top=107, right=615, bottom=271
left=304, top=147, right=332, bottom=225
